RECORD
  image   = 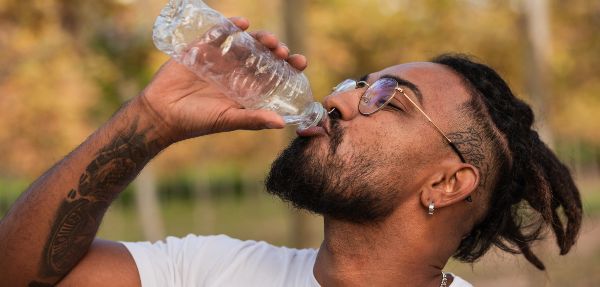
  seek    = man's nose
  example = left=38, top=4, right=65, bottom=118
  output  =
left=323, top=88, right=363, bottom=121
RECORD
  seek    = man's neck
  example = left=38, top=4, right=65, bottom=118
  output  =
left=313, top=204, right=460, bottom=287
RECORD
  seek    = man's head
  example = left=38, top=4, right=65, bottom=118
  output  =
left=266, top=54, right=582, bottom=269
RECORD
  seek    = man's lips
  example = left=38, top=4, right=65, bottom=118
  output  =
left=296, top=125, right=328, bottom=137
left=296, top=116, right=331, bottom=137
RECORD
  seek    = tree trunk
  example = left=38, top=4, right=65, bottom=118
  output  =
left=193, top=166, right=215, bottom=235
left=521, top=1, right=555, bottom=283
left=133, top=163, right=165, bottom=241
left=281, top=0, right=316, bottom=248
left=522, top=0, right=554, bottom=148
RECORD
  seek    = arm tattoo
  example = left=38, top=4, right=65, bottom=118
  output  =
left=30, top=118, right=161, bottom=285
left=447, top=127, right=489, bottom=186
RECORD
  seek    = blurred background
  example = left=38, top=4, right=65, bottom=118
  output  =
left=0, top=0, right=599, bottom=285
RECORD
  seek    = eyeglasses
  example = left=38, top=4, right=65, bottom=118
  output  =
left=332, top=78, right=467, bottom=163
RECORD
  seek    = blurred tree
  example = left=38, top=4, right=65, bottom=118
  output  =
left=551, top=1, right=600, bottom=146
left=306, top=0, right=526, bottom=101
left=134, top=164, right=165, bottom=241
left=0, top=0, right=167, bottom=240
left=282, top=0, right=318, bottom=248
left=0, top=0, right=98, bottom=178
left=520, top=0, right=554, bottom=147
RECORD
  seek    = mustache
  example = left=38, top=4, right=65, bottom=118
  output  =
left=328, top=110, right=344, bottom=155
left=289, top=109, right=345, bottom=156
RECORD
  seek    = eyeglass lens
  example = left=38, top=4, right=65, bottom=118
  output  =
left=359, top=78, right=397, bottom=115
left=333, top=79, right=357, bottom=93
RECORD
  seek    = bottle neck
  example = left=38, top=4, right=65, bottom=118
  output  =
left=297, top=102, right=327, bottom=130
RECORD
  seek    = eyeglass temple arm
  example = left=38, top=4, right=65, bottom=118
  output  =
left=398, top=89, right=467, bottom=163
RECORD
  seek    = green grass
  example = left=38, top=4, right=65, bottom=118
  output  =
left=98, top=192, right=322, bottom=247
left=582, top=185, right=600, bottom=215
left=0, top=178, right=29, bottom=216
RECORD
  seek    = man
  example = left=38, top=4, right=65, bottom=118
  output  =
left=0, top=17, right=582, bottom=287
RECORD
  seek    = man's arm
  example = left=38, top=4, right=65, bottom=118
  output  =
left=0, top=17, right=303, bottom=286
left=55, top=240, right=141, bottom=287
left=0, top=98, right=169, bottom=286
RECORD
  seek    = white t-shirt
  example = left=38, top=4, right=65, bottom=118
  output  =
left=122, top=234, right=473, bottom=287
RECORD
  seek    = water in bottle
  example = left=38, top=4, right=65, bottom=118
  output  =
left=153, top=0, right=326, bottom=130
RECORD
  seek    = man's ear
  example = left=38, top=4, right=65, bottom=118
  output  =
left=420, top=163, right=480, bottom=210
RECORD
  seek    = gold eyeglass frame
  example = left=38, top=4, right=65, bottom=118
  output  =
left=332, top=78, right=467, bottom=163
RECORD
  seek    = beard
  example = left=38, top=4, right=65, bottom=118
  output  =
left=265, top=118, right=399, bottom=224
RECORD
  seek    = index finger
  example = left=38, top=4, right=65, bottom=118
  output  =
left=229, top=17, right=250, bottom=31
left=288, top=54, right=308, bottom=71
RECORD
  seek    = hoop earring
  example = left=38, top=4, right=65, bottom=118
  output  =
left=428, top=201, right=435, bottom=215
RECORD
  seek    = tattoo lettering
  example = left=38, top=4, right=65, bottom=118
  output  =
left=29, top=119, right=160, bottom=285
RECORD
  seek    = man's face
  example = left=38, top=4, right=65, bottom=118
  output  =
left=266, top=62, right=471, bottom=223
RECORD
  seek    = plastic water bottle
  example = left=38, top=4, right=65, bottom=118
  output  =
left=153, top=0, right=326, bottom=130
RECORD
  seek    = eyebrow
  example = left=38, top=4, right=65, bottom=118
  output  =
left=358, top=73, right=424, bottom=105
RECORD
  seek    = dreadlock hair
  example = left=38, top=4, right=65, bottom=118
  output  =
left=431, top=54, right=583, bottom=270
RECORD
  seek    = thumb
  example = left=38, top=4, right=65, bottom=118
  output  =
left=223, top=109, right=286, bottom=131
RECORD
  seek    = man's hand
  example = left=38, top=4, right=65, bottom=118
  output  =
left=137, top=17, right=308, bottom=144
left=0, top=17, right=308, bottom=286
